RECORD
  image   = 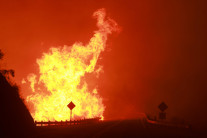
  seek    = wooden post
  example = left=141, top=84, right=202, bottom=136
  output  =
left=70, top=109, right=72, bottom=121
left=70, top=109, right=72, bottom=125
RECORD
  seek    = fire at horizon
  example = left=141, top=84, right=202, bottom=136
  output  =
left=22, top=8, right=119, bottom=121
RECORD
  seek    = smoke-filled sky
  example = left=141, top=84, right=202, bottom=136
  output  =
left=0, top=0, right=207, bottom=128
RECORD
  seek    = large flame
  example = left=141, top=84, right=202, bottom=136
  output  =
left=23, top=8, right=119, bottom=121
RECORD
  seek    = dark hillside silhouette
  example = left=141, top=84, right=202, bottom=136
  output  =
left=0, top=50, right=35, bottom=137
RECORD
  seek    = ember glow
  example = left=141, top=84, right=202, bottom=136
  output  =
left=23, top=8, right=119, bottom=121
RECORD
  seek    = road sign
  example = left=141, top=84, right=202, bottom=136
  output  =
left=158, top=102, right=168, bottom=112
left=67, top=101, right=75, bottom=110
left=67, top=101, right=75, bottom=122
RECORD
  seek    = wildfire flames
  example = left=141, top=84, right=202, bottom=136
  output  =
left=23, top=9, right=119, bottom=121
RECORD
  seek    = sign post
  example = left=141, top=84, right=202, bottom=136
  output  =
left=67, top=101, right=75, bottom=122
left=158, top=102, right=168, bottom=120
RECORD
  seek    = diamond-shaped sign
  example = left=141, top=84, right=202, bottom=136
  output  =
left=67, top=101, right=75, bottom=110
left=158, top=102, right=168, bottom=112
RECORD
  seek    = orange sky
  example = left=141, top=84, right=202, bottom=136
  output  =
left=0, top=0, right=207, bottom=128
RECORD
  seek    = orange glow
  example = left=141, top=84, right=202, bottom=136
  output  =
left=23, top=8, right=119, bottom=121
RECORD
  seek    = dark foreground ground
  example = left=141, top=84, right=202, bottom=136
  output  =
left=33, top=119, right=198, bottom=138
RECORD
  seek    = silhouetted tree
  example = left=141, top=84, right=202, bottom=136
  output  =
left=0, top=50, right=35, bottom=137
left=0, top=49, right=3, bottom=59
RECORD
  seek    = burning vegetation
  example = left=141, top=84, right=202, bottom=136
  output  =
left=23, top=8, right=119, bottom=121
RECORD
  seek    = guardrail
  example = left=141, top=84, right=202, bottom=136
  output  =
left=35, top=117, right=101, bottom=126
